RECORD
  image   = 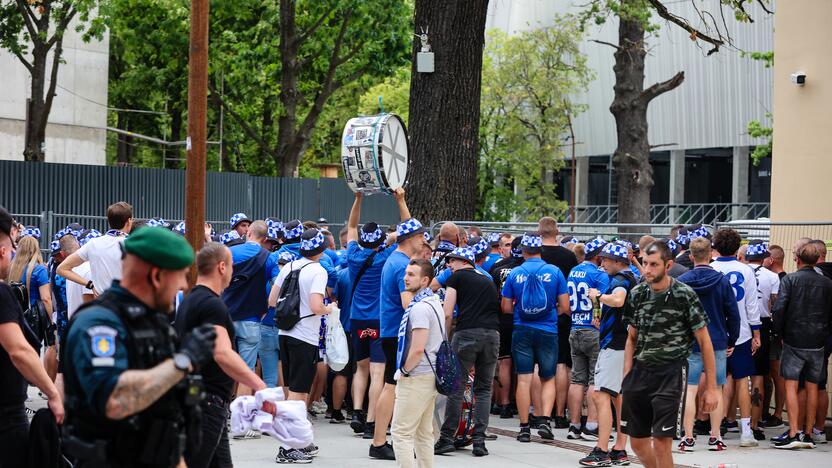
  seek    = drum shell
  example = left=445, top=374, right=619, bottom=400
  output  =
left=341, top=113, right=409, bottom=195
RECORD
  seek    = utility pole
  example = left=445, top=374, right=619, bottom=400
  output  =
left=185, top=0, right=209, bottom=284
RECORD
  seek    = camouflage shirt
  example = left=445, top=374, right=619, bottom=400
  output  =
left=624, top=278, right=708, bottom=367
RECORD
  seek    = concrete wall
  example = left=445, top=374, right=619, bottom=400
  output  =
left=0, top=14, right=109, bottom=165
left=486, top=0, right=773, bottom=158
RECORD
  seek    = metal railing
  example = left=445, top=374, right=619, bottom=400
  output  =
left=430, top=221, right=714, bottom=242
left=565, top=203, right=771, bottom=225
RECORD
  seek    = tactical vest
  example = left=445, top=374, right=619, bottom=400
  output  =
left=62, top=288, right=186, bottom=468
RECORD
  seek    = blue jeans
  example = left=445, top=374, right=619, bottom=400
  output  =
left=512, top=326, right=558, bottom=378
left=687, top=349, right=727, bottom=386
left=233, top=320, right=261, bottom=370
left=259, top=324, right=280, bottom=387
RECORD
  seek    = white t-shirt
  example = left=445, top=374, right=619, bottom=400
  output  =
left=400, top=295, right=445, bottom=377
left=66, top=262, right=92, bottom=318
left=711, top=258, right=761, bottom=345
left=77, top=235, right=125, bottom=294
left=275, top=258, right=328, bottom=346
left=750, top=264, right=780, bottom=318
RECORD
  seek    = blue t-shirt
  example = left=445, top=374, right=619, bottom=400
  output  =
left=482, top=253, right=502, bottom=273
left=379, top=250, right=411, bottom=338
left=435, top=264, right=490, bottom=287
left=566, top=262, right=611, bottom=328
left=231, top=242, right=279, bottom=280
left=50, top=263, right=68, bottom=314
left=501, top=258, right=568, bottom=334
left=272, top=243, right=338, bottom=288
left=324, top=249, right=340, bottom=266
left=348, top=241, right=396, bottom=322
left=20, top=264, right=49, bottom=306
left=629, top=264, right=641, bottom=279
left=333, top=268, right=353, bottom=332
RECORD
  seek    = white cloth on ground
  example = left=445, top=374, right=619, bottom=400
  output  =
left=230, top=387, right=313, bottom=448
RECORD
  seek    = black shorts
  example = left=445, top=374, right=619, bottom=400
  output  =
left=498, top=314, right=514, bottom=359
left=279, top=335, right=320, bottom=394
left=381, top=337, right=398, bottom=385
left=753, top=318, right=772, bottom=376
left=621, top=360, right=687, bottom=439
left=557, top=315, right=572, bottom=367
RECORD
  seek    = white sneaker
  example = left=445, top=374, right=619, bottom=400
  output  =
left=231, top=428, right=261, bottom=440
left=811, top=431, right=827, bottom=444
left=739, top=433, right=759, bottom=447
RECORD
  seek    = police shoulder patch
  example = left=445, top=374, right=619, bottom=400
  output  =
left=87, top=325, right=117, bottom=358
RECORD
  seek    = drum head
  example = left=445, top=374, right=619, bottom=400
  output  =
left=378, top=115, right=409, bottom=191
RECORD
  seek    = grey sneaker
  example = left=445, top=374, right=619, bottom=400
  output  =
left=276, top=447, right=312, bottom=464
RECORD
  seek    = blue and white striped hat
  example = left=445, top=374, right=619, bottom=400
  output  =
left=745, top=240, right=770, bottom=260
left=220, top=230, right=241, bottom=245
left=446, top=247, right=475, bottom=265
left=283, top=220, right=304, bottom=241
left=520, top=232, right=543, bottom=252
left=468, top=236, right=491, bottom=259
left=585, top=237, right=607, bottom=259
left=487, top=232, right=501, bottom=246
left=396, top=218, right=426, bottom=241
left=145, top=217, right=169, bottom=229
left=359, top=222, right=386, bottom=248
left=80, top=229, right=102, bottom=247
left=174, top=221, right=186, bottom=236
left=560, top=236, right=578, bottom=246
left=278, top=251, right=298, bottom=265
left=230, top=212, right=252, bottom=229
left=664, top=238, right=680, bottom=255
left=300, top=228, right=326, bottom=256
left=598, top=242, right=629, bottom=263
left=21, top=226, right=41, bottom=239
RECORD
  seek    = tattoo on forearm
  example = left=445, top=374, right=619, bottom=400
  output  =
left=106, top=361, right=182, bottom=419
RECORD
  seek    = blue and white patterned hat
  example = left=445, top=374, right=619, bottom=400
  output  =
left=266, top=226, right=282, bottom=242
left=220, top=230, right=241, bottom=245
left=174, top=221, right=186, bottom=236
left=436, top=240, right=456, bottom=253
left=300, top=228, right=326, bottom=256
left=396, top=218, right=425, bottom=241
left=266, top=217, right=284, bottom=232
left=487, top=232, right=501, bottom=246
left=584, top=237, right=607, bottom=259
left=50, top=240, right=61, bottom=253
left=53, top=228, right=68, bottom=240
left=145, top=217, right=169, bottom=228
left=598, top=242, right=629, bottom=263
left=278, top=251, right=298, bottom=265
left=469, top=236, right=491, bottom=259
left=64, top=223, right=84, bottom=238
left=675, top=229, right=690, bottom=247
left=688, top=225, right=711, bottom=240
left=520, top=232, right=543, bottom=252
left=560, top=236, right=578, bottom=246
left=21, top=226, right=41, bottom=239
left=359, top=222, right=386, bottom=248
left=510, top=236, right=523, bottom=258
left=230, top=212, right=252, bottom=229
left=745, top=240, right=770, bottom=260
left=424, top=232, right=433, bottom=244
left=446, top=247, right=475, bottom=265
left=283, top=220, right=304, bottom=241
left=664, top=238, right=680, bottom=255
left=80, top=229, right=102, bottom=247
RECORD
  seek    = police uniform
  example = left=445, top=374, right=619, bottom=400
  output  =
left=61, top=227, right=198, bottom=468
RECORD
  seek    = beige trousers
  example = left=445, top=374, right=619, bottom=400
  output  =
left=391, top=373, right=438, bottom=468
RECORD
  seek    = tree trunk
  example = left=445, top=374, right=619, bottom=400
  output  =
left=407, top=0, right=489, bottom=222
left=24, top=46, right=48, bottom=162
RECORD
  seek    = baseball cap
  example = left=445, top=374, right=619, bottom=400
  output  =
left=300, top=228, right=326, bottom=257
left=123, top=227, right=195, bottom=270
left=359, top=222, right=386, bottom=249
left=745, top=240, right=770, bottom=261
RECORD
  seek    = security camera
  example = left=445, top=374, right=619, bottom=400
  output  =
left=790, top=72, right=806, bottom=86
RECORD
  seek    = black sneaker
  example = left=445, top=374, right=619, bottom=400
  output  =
left=581, top=426, right=600, bottom=441
left=350, top=412, right=366, bottom=434
left=362, top=421, right=375, bottom=440
left=693, top=419, right=710, bottom=436
left=609, top=449, right=630, bottom=466
left=723, top=419, right=739, bottom=433
left=517, top=426, right=531, bottom=443
left=500, top=405, right=514, bottom=419
left=472, top=441, right=489, bottom=457
left=300, top=444, right=319, bottom=457
left=770, top=429, right=792, bottom=443
left=330, top=409, right=345, bottom=424
left=369, top=442, right=396, bottom=460
left=567, top=425, right=583, bottom=440
left=529, top=415, right=540, bottom=429
left=538, top=421, right=554, bottom=440
left=800, top=433, right=816, bottom=449
left=491, top=403, right=501, bottom=416
left=434, top=437, right=456, bottom=454
left=579, top=447, right=611, bottom=467
left=553, top=416, right=570, bottom=429
left=752, top=427, right=766, bottom=441
left=773, top=432, right=805, bottom=449
left=761, top=415, right=785, bottom=429
left=677, top=437, right=695, bottom=452
left=276, top=447, right=312, bottom=464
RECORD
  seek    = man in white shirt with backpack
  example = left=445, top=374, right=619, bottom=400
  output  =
left=268, top=228, right=333, bottom=464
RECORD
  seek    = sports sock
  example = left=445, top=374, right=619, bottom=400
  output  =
left=740, top=417, right=751, bottom=436
left=586, top=421, right=599, bottom=431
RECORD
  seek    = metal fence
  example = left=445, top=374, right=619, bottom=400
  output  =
left=714, top=221, right=832, bottom=272
left=566, top=203, right=770, bottom=224
left=429, top=221, right=711, bottom=242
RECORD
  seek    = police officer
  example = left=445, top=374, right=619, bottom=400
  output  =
left=62, top=227, right=218, bottom=468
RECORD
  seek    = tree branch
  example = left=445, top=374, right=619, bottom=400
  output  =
left=47, top=6, right=78, bottom=49
left=40, top=32, right=65, bottom=134
left=650, top=142, right=678, bottom=149
left=14, top=0, right=38, bottom=40
left=590, top=39, right=622, bottom=51
left=209, top=83, right=277, bottom=159
left=11, top=49, right=34, bottom=73
left=295, top=5, right=337, bottom=46
left=640, top=70, right=685, bottom=103
left=756, top=0, right=773, bottom=15
left=648, top=0, right=724, bottom=53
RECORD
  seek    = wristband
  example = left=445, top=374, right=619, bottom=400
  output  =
left=399, top=367, right=410, bottom=377
left=85, top=280, right=94, bottom=290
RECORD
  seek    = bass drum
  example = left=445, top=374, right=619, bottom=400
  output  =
left=341, top=113, right=409, bottom=195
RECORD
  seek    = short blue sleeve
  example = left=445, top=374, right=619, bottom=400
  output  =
left=553, top=268, right=568, bottom=296
left=436, top=268, right=452, bottom=287
left=320, top=256, right=338, bottom=289
left=593, top=268, right=611, bottom=293
left=501, top=269, right=517, bottom=299
left=67, top=307, right=130, bottom=416
left=32, top=264, right=49, bottom=288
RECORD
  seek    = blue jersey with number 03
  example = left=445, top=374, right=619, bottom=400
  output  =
left=566, top=262, right=610, bottom=328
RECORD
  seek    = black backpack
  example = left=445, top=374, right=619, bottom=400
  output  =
left=275, top=262, right=314, bottom=331
left=8, top=282, right=53, bottom=348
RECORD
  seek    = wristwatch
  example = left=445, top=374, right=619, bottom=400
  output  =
left=85, top=280, right=94, bottom=290
left=173, top=353, right=192, bottom=373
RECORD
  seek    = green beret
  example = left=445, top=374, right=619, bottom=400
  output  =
left=123, top=227, right=194, bottom=270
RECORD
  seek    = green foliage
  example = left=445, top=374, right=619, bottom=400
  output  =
left=748, top=112, right=772, bottom=165
left=358, top=66, right=411, bottom=125
left=742, top=50, right=774, bottom=68
left=580, top=0, right=659, bottom=34
left=0, top=1, right=108, bottom=56
left=478, top=18, right=593, bottom=221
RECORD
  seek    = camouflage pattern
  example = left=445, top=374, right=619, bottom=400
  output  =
left=624, top=278, right=708, bottom=367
